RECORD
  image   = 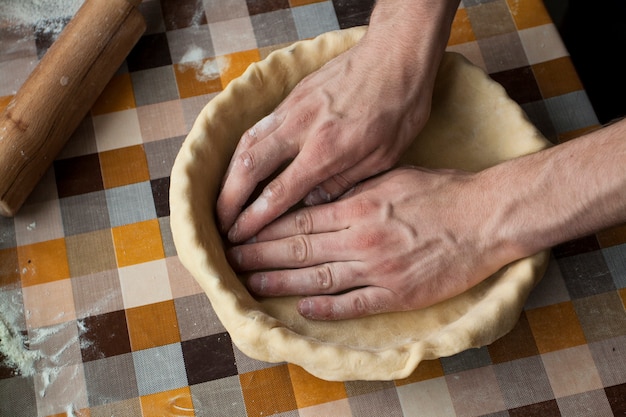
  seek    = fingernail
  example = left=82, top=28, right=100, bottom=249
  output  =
left=244, top=235, right=257, bottom=244
left=227, top=247, right=242, bottom=267
left=249, top=274, right=267, bottom=293
left=298, top=298, right=313, bottom=317
left=228, top=223, right=238, bottom=242
left=304, top=187, right=330, bottom=206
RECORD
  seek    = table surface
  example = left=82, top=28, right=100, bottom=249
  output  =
left=2, top=0, right=626, bottom=416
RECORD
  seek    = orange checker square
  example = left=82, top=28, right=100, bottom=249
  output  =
left=240, top=365, right=298, bottom=417
left=99, top=144, right=150, bottom=189
left=532, top=57, right=584, bottom=100
left=46, top=408, right=90, bottom=417
left=557, top=124, right=601, bottom=144
left=506, top=0, right=553, bottom=30
left=287, top=363, right=347, bottom=409
left=112, top=219, right=165, bottom=268
left=289, top=0, right=326, bottom=7
left=0, top=95, right=13, bottom=111
left=394, top=359, right=444, bottom=387
left=220, top=49, right=262, bottom=89
left=620, top=288, right=626, bottom=310
left=448, top=8, right=476, bottom=46
left=597, top=223, right=626, bottom=248
left=0, top=248, right=20, bottom=287
left=140, top=386, right=194, bottom=417
left=91, top=72, right=136, bottom=116
left=17, top=238, right=70, bottom=287
left=526, top=301, right=587, bottom=354
left=125, top=300, right=181, bottom=351
left=174, top=59, right=223, bottom=99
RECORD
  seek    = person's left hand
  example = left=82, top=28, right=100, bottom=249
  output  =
left=226, top=166, right=515, bottom=320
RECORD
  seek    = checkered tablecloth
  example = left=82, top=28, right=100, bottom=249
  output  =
left=1, top=0, right=626, bottom=416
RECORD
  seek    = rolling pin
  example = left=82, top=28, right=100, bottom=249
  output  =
left=0, top=0, right=146, bottom=217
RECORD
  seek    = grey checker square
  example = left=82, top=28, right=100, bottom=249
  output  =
left=556, top=250, right=615, bottom=299
left=477, top=32, right=529, bottom=74
left=159, top=216, right=177, bottom=257
left=144, top=135, right=185, bottom=180
left=292, top=1, right=340, bottom=40
left=589, top=335, right=626, bottom=387
left=60, top=191, right=111, bottom=236
left=494, top=356, right=554, bottom=409
left=440, top=346, right=492, bottom=375
left=167, top=25, right=215, bottom=64
left=131, top=66, right=180, bottom=107
left=0, top=376, right=37, bottom=417
left=602, top=243, right=626, bottom=289
left=83, top=353, right=139, bottom=407
left=556, top=389, right=614, bottom=416
left=573, top=292, right=626, bottom=343
left=191, top=375, right=247, bottom=417
left=174, top=293, right=226, bottom=342
left=0, top=215, right=16, bottom=249
left=543, top=91, right=600, bottom=134
left=348, top=387, right=404, bottom=417
left=133, top=343, right=188, bottom=396
left=250, top=9, right=299, bottom=48
left=105, top=181, right=157, bottom=228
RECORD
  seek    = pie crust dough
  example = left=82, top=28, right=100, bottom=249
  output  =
left=170, top=26, right=551, bottom=381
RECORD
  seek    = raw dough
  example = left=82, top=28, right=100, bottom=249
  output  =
left=170, top=26, right=550, bottom=381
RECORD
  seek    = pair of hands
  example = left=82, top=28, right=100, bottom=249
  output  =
left=216, top=29, right=488, bottom=320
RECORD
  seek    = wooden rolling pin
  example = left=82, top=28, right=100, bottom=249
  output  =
left=0, top=0, right=146, bottom=217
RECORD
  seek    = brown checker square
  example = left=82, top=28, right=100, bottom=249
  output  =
left=597, top=223, right=626, bottom=248
left=160, top=0, right=207, bottom=31
left=240, top=365, right=298, bottom=416
left=91, top=73, right=136, bottom=116
left=606, top=383, right=626, bottom=415
left=489, top=65, right=542, bottom=105
left=448, top=7, right=476, bottom=46
left=505, top=0, right=553, bottom=30
left=174, top=61, right=224, bottom=99
left=80, top=310, right=132, bottom=362
left=126, top=32, right=173, bottom=72
left=394, top=359, right=444, bottom=386
left=89, top=397, right=142, bottom=417
left=288, top=363, right=347, bottom=408
left=553, top=234, right=601, bottom=258
left=126, top=300, right=180, bottom=351
left=488, top=311, right=540, bottom=363
left=526, top=301, right=587, bottom=354
left=532, top=57, right=584, bottom=100
left=466, top=0, right=517, bottom=39
left=0, top=248, right=20, bottom=287
left=509, top=399, right=561, bottom=417
left=181, top=332, right=238, bottom=385
left=54, top=153, right=104, bottom=198
left=331, top=0, right=375, bottom=29
left=99, top=145, right=150, bottom=189
left=151, top=177, right=170, bottom=218
left=246, top=0, right=290, bottom=15
left=65, top=229, right=117, bottom=278
left=573, top=292, right=626, bottom=343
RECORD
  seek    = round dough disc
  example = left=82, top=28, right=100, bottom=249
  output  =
left=170, top=27, right=551, bottom=381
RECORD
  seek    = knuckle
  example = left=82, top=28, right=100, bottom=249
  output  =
left=265, top=177, right=286, bottom=200
left=290, top=235, right=311, bottom=264
left=315, top=264, right=334, bottom=291
left=238, top=150, right=255, bottom=172
left=294, top=210, right=314, bottom=235
left=330, top=172, right=353, bottom=190
left=351, top=294, right=368, bottom=315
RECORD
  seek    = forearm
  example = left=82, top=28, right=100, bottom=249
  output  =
left=482, top=119, right=626, bottom=260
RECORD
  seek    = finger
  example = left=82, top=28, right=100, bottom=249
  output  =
left=304, top=151, right=396, bottom=206
left=217, top=129, right=293, bottom=233
left=253, top=201, right=351, bottom=243
left=227, top=230, right=354, bottom=271
left=246, top=261, right=365, bottom=297
left=297, top=286, right=397, bottom=320
left=228, top=144, right=360, bottom=242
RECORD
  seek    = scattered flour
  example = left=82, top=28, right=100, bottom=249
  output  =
left=179, top=47, right=231, bottom=83
left=0, top=0, right=84, bottom=39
